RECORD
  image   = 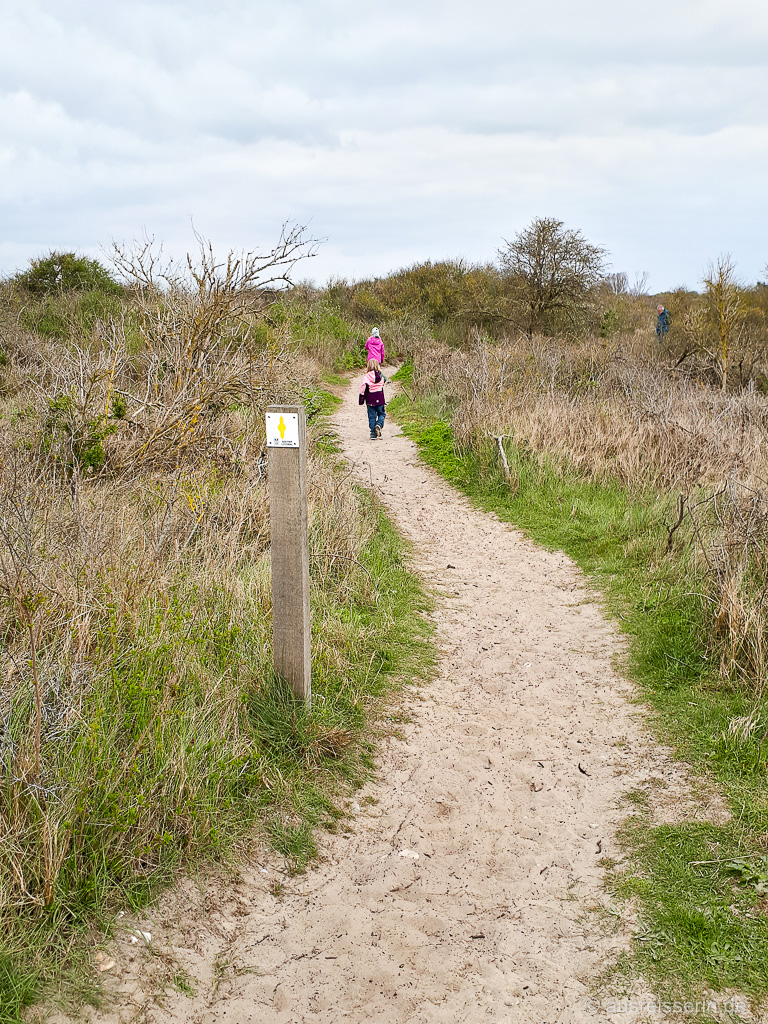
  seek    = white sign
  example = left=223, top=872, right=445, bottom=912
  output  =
left=266, top=412, right=300, bottom=448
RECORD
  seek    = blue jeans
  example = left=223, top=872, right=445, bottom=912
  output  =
left=367, top=404, right=386, bottom=437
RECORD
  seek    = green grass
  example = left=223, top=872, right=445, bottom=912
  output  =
left=305, top=386, right=343, bottom=418
left=320, top=371, right=351, bottom=387
left=0, top=954, right=38, bottom=1024
left=0, top=492, right=433, bottom=1022
left=612, top=820, right=768, bottom=998
left=308, top=389, right=343, bottom=453
left=389, top=388, right=768, bottom=1014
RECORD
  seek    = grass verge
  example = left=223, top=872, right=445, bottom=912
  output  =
left=0, top=487, right=433, bottom=1023
left=389, top=381, right=768, bottom=1013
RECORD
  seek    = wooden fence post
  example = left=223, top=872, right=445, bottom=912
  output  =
left=266, top=405, right=311, bottom=705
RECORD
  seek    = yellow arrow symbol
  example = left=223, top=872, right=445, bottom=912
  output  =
left=278, top=415, right=286, bottom=439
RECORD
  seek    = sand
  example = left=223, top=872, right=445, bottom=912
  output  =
left=48, top=372, right=717, bottom=1024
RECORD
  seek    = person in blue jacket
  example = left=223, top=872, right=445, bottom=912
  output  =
left=656, top=304, right=671, bottom=338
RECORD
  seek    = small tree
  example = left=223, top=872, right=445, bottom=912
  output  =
left=497, top=217, right=607, bottom=336
left=605, top=271, right=629, bottom=295
left=703, top=255, right=744, bottom=391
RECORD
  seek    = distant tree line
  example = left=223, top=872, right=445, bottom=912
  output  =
left=5, top=226, right=768, bottom=392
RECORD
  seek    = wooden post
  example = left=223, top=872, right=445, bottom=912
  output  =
left=266, top=405, right=311, bottom=705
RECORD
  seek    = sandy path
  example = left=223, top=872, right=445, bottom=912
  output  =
left=59, top=373, right=692, bottom=1024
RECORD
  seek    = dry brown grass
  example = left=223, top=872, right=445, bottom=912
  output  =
left=0, top=248, right=383, bottom=944
left=419, top=330, right=768, bottom=492
left=0, top=311, right=319, bottom=661
left=412, top=330, right=768, bottom=693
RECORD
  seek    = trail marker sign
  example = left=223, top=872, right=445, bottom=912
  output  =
left=266, top=405, right=311, bottom=705
left=266, top=411, right=300, bottom=449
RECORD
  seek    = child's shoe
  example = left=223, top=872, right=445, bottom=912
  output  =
left=375, top=425, right=382, bottom=437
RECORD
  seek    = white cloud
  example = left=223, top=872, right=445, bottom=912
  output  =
left=1, top=0, right=766, bottom=289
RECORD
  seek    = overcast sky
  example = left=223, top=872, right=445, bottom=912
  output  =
left=2, top=0, right=766, bottom=291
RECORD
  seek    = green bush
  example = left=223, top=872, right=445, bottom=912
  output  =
left=18, top=289, right=128, bottom=341
left=14, top=252, right=121, bottom=296
left=599, top=308, right=621, bottom=338
left=42, top=393, right=117, bottom=472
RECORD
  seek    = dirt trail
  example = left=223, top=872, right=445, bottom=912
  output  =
left=60, top=373, right=698, bottom=1024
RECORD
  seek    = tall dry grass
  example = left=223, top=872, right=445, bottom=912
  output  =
left=0, top=246, right=408, bottom=1007
left=412, top=330, right=768, bottom=693
left=419, top=331, right=768, bottom=491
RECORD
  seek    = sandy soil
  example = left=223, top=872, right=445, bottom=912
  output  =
left=49, top=372, right=721, bottom=1024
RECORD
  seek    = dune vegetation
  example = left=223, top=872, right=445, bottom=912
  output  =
left=0, top=235, right=431, bottom=1020
left=2, top=218, right=768, bottom=1017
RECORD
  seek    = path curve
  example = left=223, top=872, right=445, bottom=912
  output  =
left=64, top=372, right=685, bottom=1024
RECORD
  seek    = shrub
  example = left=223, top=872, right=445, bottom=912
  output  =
left=497, top=217, right=608, bottom=337
left=14, top=252, right=121, bottom=296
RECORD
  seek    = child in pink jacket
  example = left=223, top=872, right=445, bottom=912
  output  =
left=365, top=328, right=385, bottom=365
left=359, top=359, right=387, bottom=439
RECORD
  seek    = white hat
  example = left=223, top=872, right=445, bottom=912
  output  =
left=371, top=328, right=380, bottom=337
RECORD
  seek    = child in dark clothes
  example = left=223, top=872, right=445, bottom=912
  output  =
left=358, top=359, right=387, bottom=439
